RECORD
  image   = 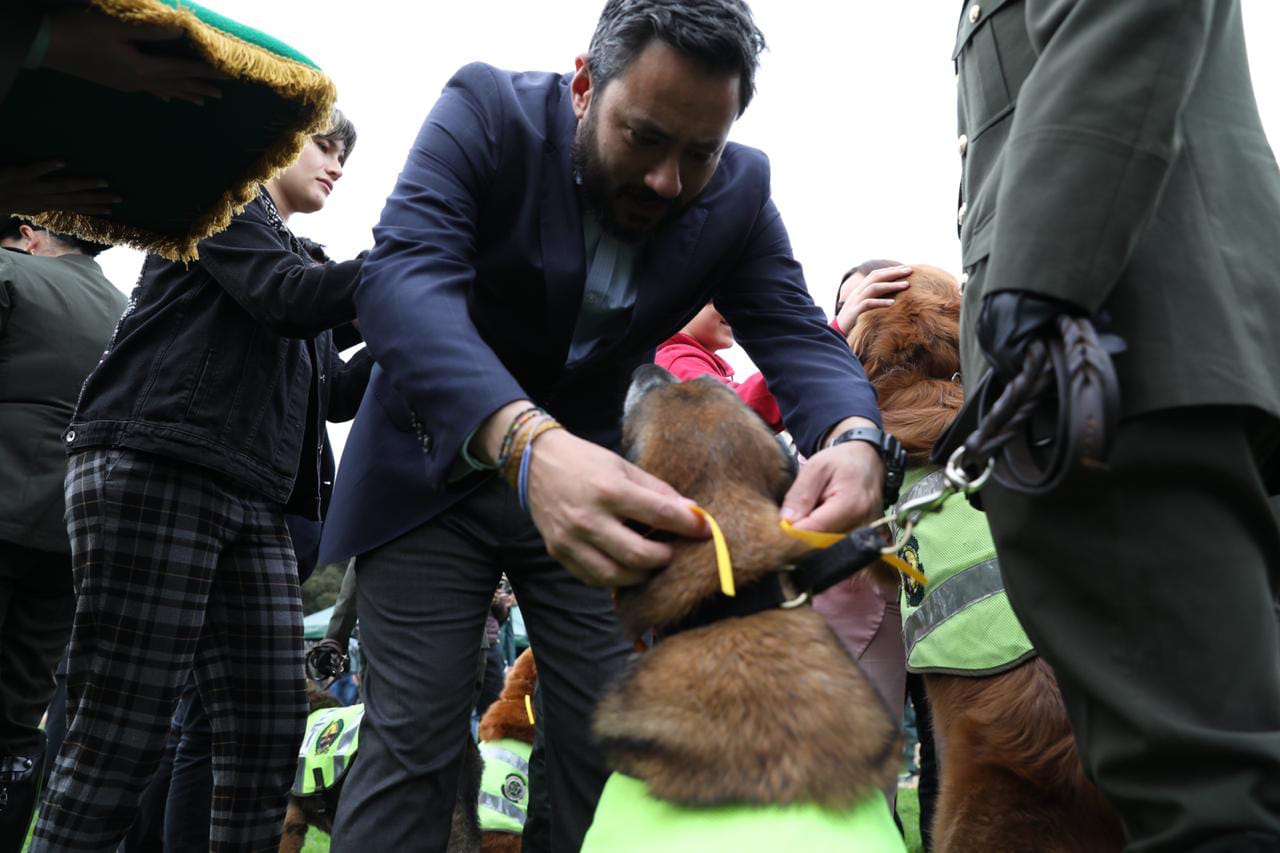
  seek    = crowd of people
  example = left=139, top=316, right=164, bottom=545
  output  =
left=2, top=0, right=1278, bottom=851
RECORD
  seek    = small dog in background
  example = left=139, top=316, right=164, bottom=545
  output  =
left=582, top=367, right=905, bottom=850
left=849, top=265, right=1124, bottom=852
left=280, top=682, right=483, bottom=853
left=477, top=648, right=538, bottom=853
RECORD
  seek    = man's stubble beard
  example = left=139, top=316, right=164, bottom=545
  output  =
left=572, top=108, right=694, bottom=244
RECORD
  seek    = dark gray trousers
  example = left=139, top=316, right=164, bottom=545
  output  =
left=984, top=407, right=1280, bottom=852
left=329, top=478, right=632, bottom=853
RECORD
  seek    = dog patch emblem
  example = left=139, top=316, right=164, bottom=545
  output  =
left=901, top=536, right=925, bottom=607
left=315, top=719, right=344, bottom=754
left=502, top=773, right=527, bottom=803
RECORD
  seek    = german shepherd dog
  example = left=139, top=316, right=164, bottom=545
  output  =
left=849, top=265, right=1124, bottom=852
left=587, top=366, right=903, bottom=845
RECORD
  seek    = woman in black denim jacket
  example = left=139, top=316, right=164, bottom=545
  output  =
left=33, top=112, right=372, bottom=852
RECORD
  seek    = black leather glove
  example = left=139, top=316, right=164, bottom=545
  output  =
left=977, top=291, right=1081, bottom=381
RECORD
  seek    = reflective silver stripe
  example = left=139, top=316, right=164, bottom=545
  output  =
left=335, top=712, right=361, bottom=756
left=902, top=558, right=1004, bottom=652
left=291, top=761, right=306, bottom=795
left=480, top=745, right=530, bottom=776
left=478, top=791, right=526, bottom=826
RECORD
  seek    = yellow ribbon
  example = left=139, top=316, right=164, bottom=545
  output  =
left=690, top=505, right=735, bottom=597
left=525, top=694, right=536, bottom=726
left=778, top=519, right=928, bottom=587
left=778, top=519, right=844, bottom=549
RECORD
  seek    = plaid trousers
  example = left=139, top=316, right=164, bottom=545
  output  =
left=31, top=448, right=306, bottom=852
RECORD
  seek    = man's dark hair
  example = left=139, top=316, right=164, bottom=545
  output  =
left=587, top=0, right=766, bottom=116
left=315, top=108, right=357, bottom=164
left=0, top=217, right=108, bottom=256
left=835, top=258, right=903, bottom=313
left=0, top=217, right=25, bottom=245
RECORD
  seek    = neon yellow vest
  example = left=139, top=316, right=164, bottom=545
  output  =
left=478, top=739, right=532, bottom=834
left=291, top=704, right=363, bottom=796
left=894, top=467, right=1035, bottom=674
left=582, top=773, right=904, bottom=852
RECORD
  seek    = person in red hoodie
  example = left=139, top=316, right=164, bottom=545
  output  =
left=655, top=303, right=784, bottom=431
left=656, top=261, right=913, bottom=433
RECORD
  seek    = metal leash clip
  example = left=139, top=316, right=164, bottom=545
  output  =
left=870, top=446, right=995, bottom=555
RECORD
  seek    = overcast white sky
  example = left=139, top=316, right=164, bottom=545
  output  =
left=95, top=1, right=1280, bottom=464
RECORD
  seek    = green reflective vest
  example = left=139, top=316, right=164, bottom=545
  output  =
left=582, top=773, right=904, bottom=852
left=478, top=738, right=532, bottom=834
left=894, top=467, right=1035, bottom=675
left=292, top=704, right=364, bottom=796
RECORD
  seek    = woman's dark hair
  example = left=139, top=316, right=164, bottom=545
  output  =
left=586, top=0, right=766, bottom=116
left=315, top=108, right=357, bottom=164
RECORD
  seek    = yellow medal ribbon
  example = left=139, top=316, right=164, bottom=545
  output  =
left=525, top=694, right=536, bottom=726
left=779, top=519, right=928, bottom=587
left=777, top=519, right=844, bottom=549
left=690, top=505, right=735, bottom=597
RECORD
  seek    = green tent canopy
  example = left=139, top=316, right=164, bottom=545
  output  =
left=3, top=0, right=336, bottom=259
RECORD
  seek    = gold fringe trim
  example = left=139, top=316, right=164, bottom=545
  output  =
left=30, top=0, right=337, bottom=261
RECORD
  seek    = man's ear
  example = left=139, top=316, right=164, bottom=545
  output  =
left=17, top=224, right=40, bottom=253
left=571, top=53, right=593, bottom=120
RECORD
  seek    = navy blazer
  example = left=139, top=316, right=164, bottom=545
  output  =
left=320, top=63, right=880, bottom=563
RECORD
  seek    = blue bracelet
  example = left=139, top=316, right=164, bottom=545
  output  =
left=517, top=435, right=536, bottom=512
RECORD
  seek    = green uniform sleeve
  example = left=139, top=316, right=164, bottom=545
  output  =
left=988, top=0, right=1214, bottom=311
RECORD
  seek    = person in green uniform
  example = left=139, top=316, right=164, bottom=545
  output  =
left=951, top=2, right=1280, bottom=850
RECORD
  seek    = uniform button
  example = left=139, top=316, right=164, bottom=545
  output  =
left=958, top=133, right=968, bottom=156
left=957, top=202, right=968, bottom=226
left=968, top=4, right=981, bottom=23
left=422, top=434, right=433, bottom=453
left=319, top=372, right=326, bottom=382
left=961, top=272, right=970, bottom=285
left=65, top=429, right=76, bottom=442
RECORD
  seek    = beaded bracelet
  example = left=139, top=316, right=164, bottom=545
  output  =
left=495, top=406, right=544, bottom=471
left=502, top=413, right=554, bottom=487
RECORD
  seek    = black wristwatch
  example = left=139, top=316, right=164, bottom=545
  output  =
left=830, top=426, right=908, bottom=507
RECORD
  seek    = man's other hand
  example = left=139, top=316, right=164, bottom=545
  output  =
left=526, top=429, right=708, bottom=588
left=0, top=162, right=118, bottom=217
left=835, top=265, right=912, bottom=338
left=781, top=433, right=884, bottom=534
left=44, top=9, right=226, bottom=105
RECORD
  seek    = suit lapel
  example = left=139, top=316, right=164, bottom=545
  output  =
left=541, top=76, right=587, bottom=366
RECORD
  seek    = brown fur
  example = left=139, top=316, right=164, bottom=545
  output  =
left=477, top=649, right=538, bottom=853
left=852, top=266, right=1123, bottom=851
left=597, top=374, right=902, bottom=809
left=477, top=648, right=537, bottom=745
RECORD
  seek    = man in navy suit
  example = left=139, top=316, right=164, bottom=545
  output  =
left=324, top=2, right=888, bottom=849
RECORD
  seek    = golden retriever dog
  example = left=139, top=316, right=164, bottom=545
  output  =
left=849, top=265, right=1123, bottom=852
left=582, top=366, right=904, bottom=850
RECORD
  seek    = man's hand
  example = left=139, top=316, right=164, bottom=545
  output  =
left=781, top=419, right=884, bottom=533
left=525, top=429, right=708, bottom=588
left=43, top=9, right=226, bottom=105
left=1, top=162, right=119, bottom=217
left=835, top=265, right=912, bottom=337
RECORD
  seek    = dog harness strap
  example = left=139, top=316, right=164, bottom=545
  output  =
left=662, top=528, right=887, bottom=636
